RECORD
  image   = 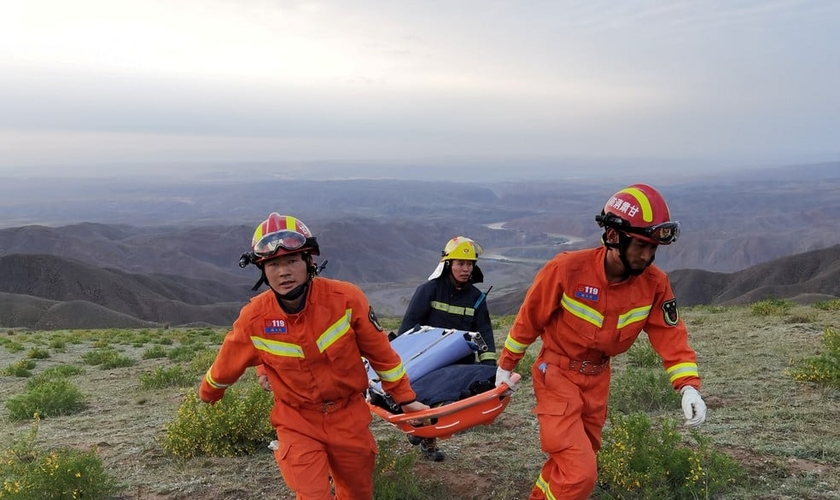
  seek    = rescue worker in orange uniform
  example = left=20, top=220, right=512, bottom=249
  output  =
left=495, top=184, right=707, bottom=500
left=398, top=235, right=497, bottom=461
left=199, top=213, right=429, bottom=500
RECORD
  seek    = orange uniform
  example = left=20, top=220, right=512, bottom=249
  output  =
left=498, top=246, right=701, bottom=500
left=200, top=277, right=416, bottom=500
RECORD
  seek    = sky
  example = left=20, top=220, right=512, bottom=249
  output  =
left=1, top=0, right=839, bottom=179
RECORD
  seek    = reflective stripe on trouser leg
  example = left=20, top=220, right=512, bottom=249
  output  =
left=273, top=395, right=376, bottom=500
left=527, top=360, right=609, bottom=500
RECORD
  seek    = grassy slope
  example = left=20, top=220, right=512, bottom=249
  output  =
left=0, top=304, right=838, bottom=500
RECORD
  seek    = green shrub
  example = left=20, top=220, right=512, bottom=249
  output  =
left=26, top=347, right=50, bottom=360
left=596, top=412, right=743, bottom=499
left=80, top=348, right=117, bottom=365
left=1, top=359, right=37, bottom=377
left=48, top=338, right=66, bottom=350
left=686, top=304, right=727, bottom=314
left=166, top=345, right=202, bottom=362
left=162, top=382, right=274, bottom=458
left=626, top=338, right=660, bottom=368
left=373, top=437, right=433, bottom=500
left=789, top=326, right=840, bottom=388
left=4, top=341, right=24, bottom=354
left=80, top=348, right=135, bottom=369
left=0, top=416, right=122, bottom=500
left=609, top=367, right=680, bottom=414
left=42, top=364, right=85, bottom=379
left=188, top=348, right=219, bottom=377
left=751, top=299, right=792, bottom=316
left=6, top=377, right=85, bottom=421
left=139, top=365, right=196, bottom=390
left=141, top=345, right=168, bottom=359
left=812, top=298, right=840, bottom=311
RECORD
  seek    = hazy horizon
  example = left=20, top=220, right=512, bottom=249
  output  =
left=0, top=157, right=822, bottom=184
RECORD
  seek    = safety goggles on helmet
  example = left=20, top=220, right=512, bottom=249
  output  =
left=625, top=221, right=681, bottom=245
left=252, top=230, right=309, bottom=258
left=597, top=213, right=680, bottom=245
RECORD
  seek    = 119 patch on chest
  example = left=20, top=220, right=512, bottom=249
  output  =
left=574, top=284, right=600, bottom=302
left=264, top=319, right=288, bottom=334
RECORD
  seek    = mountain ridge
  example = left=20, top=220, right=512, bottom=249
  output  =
left=1, top=243, right=838, bottom=330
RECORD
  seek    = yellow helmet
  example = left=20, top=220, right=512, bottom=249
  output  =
left=440, top=236, right=483, bottom=262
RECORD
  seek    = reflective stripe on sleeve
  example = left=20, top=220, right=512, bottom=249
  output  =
left=375, top=362, right=407, bottom=383
left=503, top=335, right=529, bottom=354
left=667, top=362, right=699, bottom=383
left=204, top=369, right=232, bottom=389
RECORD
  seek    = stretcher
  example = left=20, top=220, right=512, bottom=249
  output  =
left=365, top=325, right=520, bottom=440
left=366, top=325, right=486, bottom=394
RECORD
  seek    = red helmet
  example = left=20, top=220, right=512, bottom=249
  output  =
left=595, top=184, right=680, bottom=245
left=250, top=213, right=320, bottom=263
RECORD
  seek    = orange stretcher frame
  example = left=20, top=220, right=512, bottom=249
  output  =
left=367, top=373, right=521, bottom=440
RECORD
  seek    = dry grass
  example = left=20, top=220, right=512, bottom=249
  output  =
left=1, top=304, right=839, bottom=500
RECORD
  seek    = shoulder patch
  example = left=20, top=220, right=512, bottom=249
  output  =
left=662, top=298, right=679, bottom=326
left=368, top=306, right=384, bottom=332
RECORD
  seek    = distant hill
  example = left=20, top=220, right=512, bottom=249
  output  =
left=2, top=163, right=840, bottom=276
left=0, top=254, right=244, bottom=328
left=669, top=243, right=840, bottom=306
left=2, top=244, right=838, bottom=330
left=2, top=163, right=840, bottom=329
left=486, top=243, right=840, bottom=316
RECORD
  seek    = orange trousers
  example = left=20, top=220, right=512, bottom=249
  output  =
left=528, top=360, right=610, bottom=500
left=272, top=394, right=378, bottom=500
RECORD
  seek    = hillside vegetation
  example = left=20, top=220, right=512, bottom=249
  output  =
left=1, top=301, right=839, bottom=499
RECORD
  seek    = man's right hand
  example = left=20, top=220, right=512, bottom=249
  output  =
left=258, top=375, right=272, bottom=392
left=495, top=367, right=518, bottom=392
left=400, top=400, right=431, bottom=427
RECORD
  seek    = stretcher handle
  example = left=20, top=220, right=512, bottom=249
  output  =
left=377, top=372, right=522, bottom=424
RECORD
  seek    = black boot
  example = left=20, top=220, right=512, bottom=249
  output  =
left=419, top=438, right=445, bottom=462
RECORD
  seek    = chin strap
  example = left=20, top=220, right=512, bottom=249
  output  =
left=276, top=280, right=310, bottom=301
left=603, top=231, right=654, bottom=279
left=251, top=273, right=267, bottom=291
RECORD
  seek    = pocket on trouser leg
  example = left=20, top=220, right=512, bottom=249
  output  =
left=275, top=441, right=333, bottom=499
left=274, top=442, right=299, bottom=491
left=534, top=401, right=570, bottom=453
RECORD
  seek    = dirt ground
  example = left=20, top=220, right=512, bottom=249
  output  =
left=3, top=304, right=840, bottom=499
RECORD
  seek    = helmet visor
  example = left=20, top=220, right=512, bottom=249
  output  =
left=253, top=230, right=308, bottom=258
left=630, top=221, right=681, bottom=245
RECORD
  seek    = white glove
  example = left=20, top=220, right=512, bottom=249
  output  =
left=680, top=386, right=706, bottom=428
left=495, top=367, right=518, bottom=392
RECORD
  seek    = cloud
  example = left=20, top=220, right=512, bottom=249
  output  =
left=0, top=1, right=838, bottom=171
